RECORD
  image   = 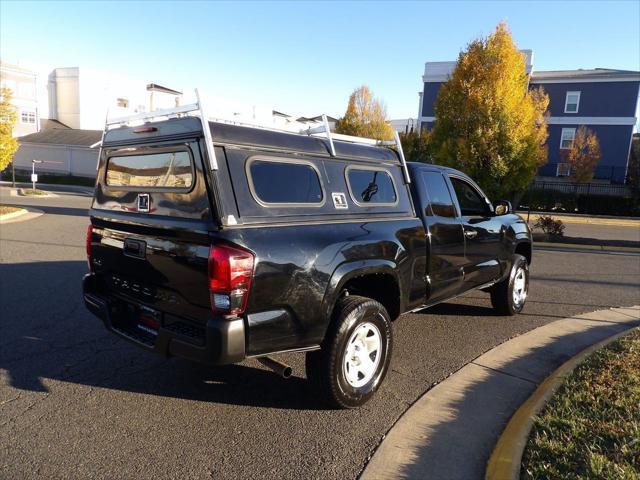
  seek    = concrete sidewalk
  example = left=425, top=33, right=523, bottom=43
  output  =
left=361, top=306, right=640, bottom=480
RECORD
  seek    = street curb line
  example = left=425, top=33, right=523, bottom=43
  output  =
left=521, top=212, right=640, bottom=227
left=534, top=242, right=640, bottom=253
left=485, top=326, right=640, bottom=480
left=0, top=207, right=28, bottom=222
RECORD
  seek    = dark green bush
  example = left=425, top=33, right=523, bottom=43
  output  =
left=533, top=215, right=565, bottom=236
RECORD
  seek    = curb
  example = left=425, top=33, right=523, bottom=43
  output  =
left=534, top=242, right=640, bottom=254
left=0, top=206, right=45, bottom=224
left=11, top=188, right=59, bottom=198
left=0, top=207, right=28, bottom=222
left=360, top=306, right=640, bottom=480
left=520, top=212, right=640, bottom=227
left=485, top=326, right=639, bottom=480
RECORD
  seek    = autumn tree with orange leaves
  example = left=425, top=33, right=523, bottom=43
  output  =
left=562, top=125, right=601, bottom=183
left=430, top=23, right=549, bottom=199
left=335, top=85, right=394, bottom=141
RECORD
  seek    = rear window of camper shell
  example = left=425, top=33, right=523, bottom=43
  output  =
left=106, top=148, right=194, bottom=189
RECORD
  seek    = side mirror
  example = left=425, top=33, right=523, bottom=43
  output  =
left=494, top=200, right=512, bottom=216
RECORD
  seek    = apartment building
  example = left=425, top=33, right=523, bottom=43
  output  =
left=0, top=61, right=39, bottom=137
left=417, top=54, right=640, bottom=184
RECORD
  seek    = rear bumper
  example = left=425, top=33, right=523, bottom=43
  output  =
left=82, top=274, right=245, bottom=365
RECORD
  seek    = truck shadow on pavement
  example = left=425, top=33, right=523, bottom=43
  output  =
left=0, top=261, right=325, bottom=410
left=29, top=205, right=89, bottom=218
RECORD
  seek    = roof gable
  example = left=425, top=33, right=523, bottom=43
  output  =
left=19, top=128, right=102, bottom=147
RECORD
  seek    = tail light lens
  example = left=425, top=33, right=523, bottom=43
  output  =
left=208, top=243, right=255, bottom=316
left=86, top=224, right=93, bottom=272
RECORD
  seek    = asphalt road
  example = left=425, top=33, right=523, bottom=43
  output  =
left=562, top=222, right=640, bottom=243
left=1, top=188, right=639, bottom=480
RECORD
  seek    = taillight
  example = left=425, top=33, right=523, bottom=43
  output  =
left=208, top=243, right=255, bottom=316
left=86, top=224, right=93, bottom=272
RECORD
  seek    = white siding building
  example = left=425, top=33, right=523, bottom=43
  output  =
left=47, top=67, right=182, bottom=129
left=13, top=128, right=101, bottom=178
left=0, top=61, right=40, bottom=137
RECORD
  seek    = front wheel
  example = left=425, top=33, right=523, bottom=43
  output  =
left=306, top=295, right=393, bottom=409
left=490, top=254, right=529, bottom=315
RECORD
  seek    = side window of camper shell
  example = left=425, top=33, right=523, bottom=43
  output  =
left=247, top=157, right=324, bottom=206
left=346, top=166, right=397, bottom=206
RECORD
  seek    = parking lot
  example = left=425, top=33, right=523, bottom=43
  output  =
left=1, top=186, right=639, bottom=480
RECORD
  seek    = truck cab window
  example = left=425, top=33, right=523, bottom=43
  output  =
left=450, top=177, right=488, bottom=217
left=420, top=171, right=456, bottom=217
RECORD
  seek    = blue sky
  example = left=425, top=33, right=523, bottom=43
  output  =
left=1, top=0, right=639, bottom=118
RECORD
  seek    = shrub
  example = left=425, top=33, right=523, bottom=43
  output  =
left=533, top=215, right=565, bottom=236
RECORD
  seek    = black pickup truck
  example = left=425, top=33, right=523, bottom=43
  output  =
left=83, top=112, right=532, bottom=408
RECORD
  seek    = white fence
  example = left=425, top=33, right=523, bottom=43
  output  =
left=12, top=144, right=99, bottom=178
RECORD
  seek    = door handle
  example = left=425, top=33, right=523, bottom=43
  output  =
left=464, top=230, right=478, bottom=239
left=123, top=238, right=146, bottom=259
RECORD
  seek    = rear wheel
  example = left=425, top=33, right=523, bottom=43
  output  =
left=306, top=295, right=392, bottom=409
left=490, top=254, right=529, bottom=315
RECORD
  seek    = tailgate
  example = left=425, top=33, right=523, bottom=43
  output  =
left=89, top=139, right=215, bottom=325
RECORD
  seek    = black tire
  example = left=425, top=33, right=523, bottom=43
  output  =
left=490, top=254, right=529, bottom=316
left=306, top=295, right=393, bottom=409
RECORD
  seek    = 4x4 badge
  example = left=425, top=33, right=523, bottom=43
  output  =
left=137, top=194, right=150, bottom=213
left=332, top=192, right=348, bottom=209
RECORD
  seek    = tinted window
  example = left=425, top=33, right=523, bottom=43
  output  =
left=347, top=168, right=396, bottom=204
left=249, top=160, right=323, bottom=205
left=450, top=177, right=488, bottom=216
left=107, top=151, right=192, bottom=188
left=421, top=171, right=456, bottom=217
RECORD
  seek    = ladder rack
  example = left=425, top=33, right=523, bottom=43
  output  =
left=98, top=89, right=411, bottom=183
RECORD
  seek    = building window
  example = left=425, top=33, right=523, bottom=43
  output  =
left=20, top=110, right=36, bottom=124
left=564, top=91, right=581, bottom=113
left=116, top=98, right=129, bottom=108
left=560, top=128, right=576, bottom=149
left=556, top=163, right=571, bottom=177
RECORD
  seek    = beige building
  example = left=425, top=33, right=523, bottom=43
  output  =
left=0, top=61, right=40, bottom=137
left=48, top=67, right=182, bottom=129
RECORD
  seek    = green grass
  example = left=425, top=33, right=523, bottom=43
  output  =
left=522, top=329, right=640, bottom=479
left=21, top=188, right=48, bottom=196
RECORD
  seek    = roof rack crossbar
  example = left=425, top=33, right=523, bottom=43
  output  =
left=106, top=103, right=200, bottom=126
left=394, top=130, right=411, bottom=184
left=195, top=89, right=218, bottom=170
left=300, top=114, right=335, bottom=156
left=99, top=89, right=410, bottom=182
left=303, top=121, right=411, bottom=183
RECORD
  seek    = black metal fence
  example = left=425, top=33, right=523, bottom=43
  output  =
left=519, top=181, right=639, bottom=217
left=530, top=180, right=632, bottom=197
